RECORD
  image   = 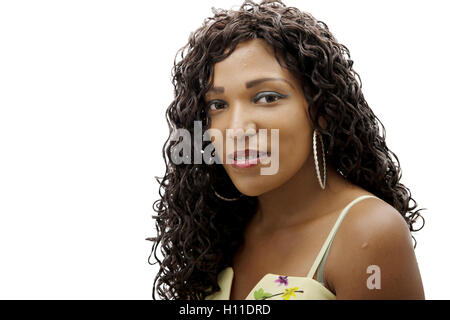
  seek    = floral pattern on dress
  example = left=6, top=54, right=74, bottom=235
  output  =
left=275, top=275, right=289, bottom=286
left=281, top=287, right=301, bottom=300
left=253, top=288, right=273, bottom=300
left=253, top=275, right=304, bottom=300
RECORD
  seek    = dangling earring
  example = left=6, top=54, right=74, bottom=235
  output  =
left=211, top=185, right=243, bottom=201
left=313, top=129, right=327, bottom=189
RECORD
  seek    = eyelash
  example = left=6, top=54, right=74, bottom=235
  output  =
left=208, top=92, right=287, bottom=111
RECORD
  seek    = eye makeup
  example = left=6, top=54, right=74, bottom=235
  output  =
left=207, top=91, right=288, bottom=111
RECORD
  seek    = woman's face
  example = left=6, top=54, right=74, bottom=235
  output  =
left=206, top=38, right=314, bottom=197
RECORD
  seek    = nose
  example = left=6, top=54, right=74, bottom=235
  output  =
left=224, top=102, right=258, bottom=154
left=225, top=102, right=257, bottom=142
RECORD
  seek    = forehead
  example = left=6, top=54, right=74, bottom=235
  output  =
left=210, top=39, right=291, bottom=84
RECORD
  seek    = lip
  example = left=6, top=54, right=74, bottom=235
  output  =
left=228, top=149, right=270, bottom=169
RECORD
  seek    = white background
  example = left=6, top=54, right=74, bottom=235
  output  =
left=0, top=0, right=448, bottom=299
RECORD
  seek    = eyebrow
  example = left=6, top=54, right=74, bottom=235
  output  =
left=206, top=77, right=295, bottom=94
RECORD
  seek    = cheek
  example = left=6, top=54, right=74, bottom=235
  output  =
left=282, top=114, right=311, bottom=149
left=281, top=125, right=311, bottom=169
left=273, top=110, right=312, bottom=171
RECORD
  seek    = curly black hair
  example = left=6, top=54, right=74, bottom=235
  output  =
left=147, top=0, right=426, bottom=300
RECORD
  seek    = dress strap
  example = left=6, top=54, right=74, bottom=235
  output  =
left=306, top=195, right=378, bottom=281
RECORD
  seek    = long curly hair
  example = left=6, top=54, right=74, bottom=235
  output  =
left=147, top=0, right=426, bottom=300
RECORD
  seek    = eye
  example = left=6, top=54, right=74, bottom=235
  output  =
left=208, top=100, right=227, bottom=111
left=254, top=92, right=286, bottom=104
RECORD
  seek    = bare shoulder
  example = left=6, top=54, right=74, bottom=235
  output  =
left=325, top=194, right=425, bottom=299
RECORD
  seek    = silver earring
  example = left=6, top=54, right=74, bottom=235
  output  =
left=211, top=185, right=243, bottom=201
left=313, top=129, right=327, bottom=189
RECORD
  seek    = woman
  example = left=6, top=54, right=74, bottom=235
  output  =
left=148, top=0, right=426, bottom=300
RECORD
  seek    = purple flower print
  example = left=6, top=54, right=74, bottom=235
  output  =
left=275, top=275, right=288, bottom=286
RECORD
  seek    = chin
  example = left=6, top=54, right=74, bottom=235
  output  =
left=237, top=189, right=263, bottom=197
left=229, top=174, right=286, bottom=198
left=227, top=178, right=265, bottom=197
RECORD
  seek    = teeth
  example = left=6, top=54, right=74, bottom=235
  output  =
left=236, top=155, right=251, bottom=161
left=235, top=152, right=268, bottom=161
